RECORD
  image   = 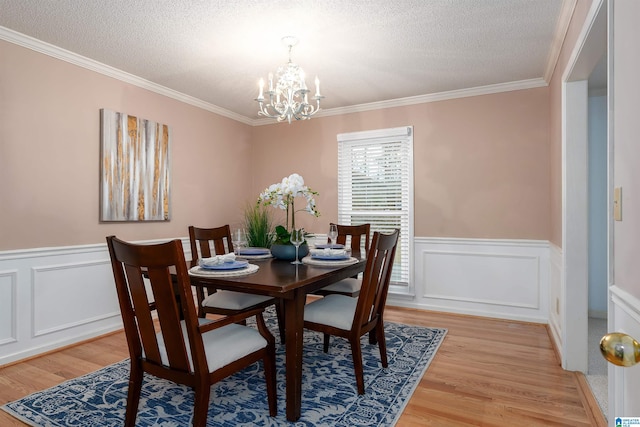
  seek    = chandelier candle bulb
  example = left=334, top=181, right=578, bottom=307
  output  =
left=300, top=70, right=307, bottom=89
left=258, top=78, right=264, bottom=100
left=315, top=76, right=320, bottom=96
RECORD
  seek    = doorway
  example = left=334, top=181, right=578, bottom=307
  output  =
left=587, top=55, right=608, bottom=416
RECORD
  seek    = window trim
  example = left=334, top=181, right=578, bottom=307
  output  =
left=336, top=126, right=414, bottom=296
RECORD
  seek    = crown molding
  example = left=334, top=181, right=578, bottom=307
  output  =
left=0, top=26, right=253, bottom=125
left=2, top=25, right=548, bottom=128
left=252, top=78, right=549, bottom=126
left=544, top=0, right=578, bottom=83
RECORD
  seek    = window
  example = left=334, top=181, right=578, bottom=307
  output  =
left=337, top=126, right=413, bottom=294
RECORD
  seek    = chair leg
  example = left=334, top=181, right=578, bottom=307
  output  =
left=195, top=287, right=207, bottom=318
left=264, top=348, right=278, bottom=416
left=255, top=313, right=277, bottom=417
left=369, top=329, right=377, bottom=345
left=376, top=323, right=389, bottom=368
left=323, top=333, right=330, bottom=353
left=124, top=361, right=143, bottom=427
left=192, top=381, right=211, bottom=427
left=349, top=337, right=366, bottom=394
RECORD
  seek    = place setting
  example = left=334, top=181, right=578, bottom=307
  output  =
left=302, top=246, right=359, bottom=267
left=301, top=224, right=358, bottom=267
left=236, top=247, right=273, bottom=260
left=188, top=252, right=260, bottom=277
left=230, top=227, right=273, bottom=260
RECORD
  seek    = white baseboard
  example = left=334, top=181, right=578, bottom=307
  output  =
left=588, top=310, right=607, bottom=319
left=547, top=243, right=563, bottom=357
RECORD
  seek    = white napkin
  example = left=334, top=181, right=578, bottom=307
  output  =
left=310, top=248, right=347, bottom=257
left=199, top=253, right=236, bottom=266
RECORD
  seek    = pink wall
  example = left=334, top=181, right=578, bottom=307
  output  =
left=251, top=88, right=551, bottom=239
left=2, top=37, right=553, bottom=251
left=0, top=40, right=253, bottom=250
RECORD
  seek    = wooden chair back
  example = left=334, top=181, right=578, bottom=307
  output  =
left=331, top=223, right=371, bottom=257
left=353, top=229, right=399, bottom=333
left=107, top=236, right=207, bottom=378
left=188, top=225, right=234, bottom=266
left=188, top=225, right=234, bottom=315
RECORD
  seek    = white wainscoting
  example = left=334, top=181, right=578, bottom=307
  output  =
left=1, top=236, right=550, bottom=366
left=609, top=286, right=640, bottom=418
left=0, top=238, right=191, bottom=366
left=388, top=237, right=550, bottom=323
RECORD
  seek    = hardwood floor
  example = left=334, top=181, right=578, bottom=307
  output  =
left=0, top=306, right=606, bottom=426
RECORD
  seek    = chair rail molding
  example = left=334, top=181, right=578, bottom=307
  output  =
left=388, top=237, right=550, bottom=323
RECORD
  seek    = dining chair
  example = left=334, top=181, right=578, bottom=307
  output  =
left=332, top=223, right=370, bottom=255
left=314, top=223, right=371, bottom=297
left=303, top=229, right=399, bottom=395
left=189, top=225, right=284, bottom=342
left=106, top=235, right=277, bottom=427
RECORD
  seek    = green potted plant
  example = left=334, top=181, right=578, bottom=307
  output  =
left=242, top=202, right=275, bottom=248
left=258, top=173, right=320, bottom=261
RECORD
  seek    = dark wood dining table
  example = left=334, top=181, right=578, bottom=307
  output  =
left=189, top=257, right=365, bottom=422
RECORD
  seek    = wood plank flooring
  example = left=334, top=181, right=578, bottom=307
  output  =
left=0, top=306, right=606, bottom=426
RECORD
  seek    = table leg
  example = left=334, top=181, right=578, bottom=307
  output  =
left=283, top=289, right=305, bottom=421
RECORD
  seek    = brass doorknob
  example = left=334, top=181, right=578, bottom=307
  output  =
left=600, top=332, right=640, bottom=367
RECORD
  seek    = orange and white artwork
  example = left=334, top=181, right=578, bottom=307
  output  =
left=100, top=109, right=170, bottom=221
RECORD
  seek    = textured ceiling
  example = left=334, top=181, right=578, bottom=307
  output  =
left=0, top=0, right=572, bottom=123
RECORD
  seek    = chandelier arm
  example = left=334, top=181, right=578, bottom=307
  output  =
left=258, top=98, right=287, bottom=119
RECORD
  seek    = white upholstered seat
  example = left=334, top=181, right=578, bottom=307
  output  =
left=157, top=318, right=268, bottom=372
left=303, top=294, right=357, bottom=330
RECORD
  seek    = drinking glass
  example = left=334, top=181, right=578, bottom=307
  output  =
left=233, top=228, right=247, bottom=256
left=290, top=228, right=304, bottom=265
left=328, top=224, right=338, bottom=246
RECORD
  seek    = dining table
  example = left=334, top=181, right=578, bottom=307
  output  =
left=188, top=254, right=365, bottom=422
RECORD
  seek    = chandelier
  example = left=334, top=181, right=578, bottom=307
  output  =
left=255, top=36, right=324, bottom=124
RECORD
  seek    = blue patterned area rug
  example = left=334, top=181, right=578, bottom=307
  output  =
left=2, top=313, right=446, bottom=427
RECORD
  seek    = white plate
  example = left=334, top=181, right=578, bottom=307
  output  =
left=311, top=253, right=350, bottom=260
left=200, top=260, right=249, bottom=270
left=189, top=264, right=259, bottom=277
left=301, top=256, right=360, bottom=268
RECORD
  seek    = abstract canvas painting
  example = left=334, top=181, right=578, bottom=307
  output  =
left=100, top=109, right=171, bottom=221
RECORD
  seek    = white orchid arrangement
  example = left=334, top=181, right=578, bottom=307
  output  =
left=258, top=173, right=319, bottom=244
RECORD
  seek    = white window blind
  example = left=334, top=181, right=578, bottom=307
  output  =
left=337, top=126, right=413, bottom=293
